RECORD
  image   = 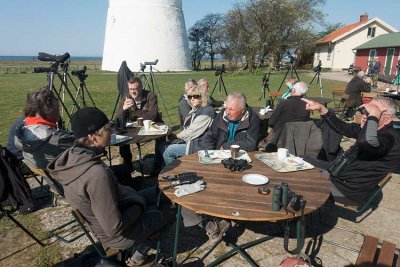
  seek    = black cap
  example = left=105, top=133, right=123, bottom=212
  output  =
left=70, top=107, right=109, bottom=138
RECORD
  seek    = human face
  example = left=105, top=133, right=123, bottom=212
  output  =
left=128, top=82, right=142, bottom=99
left=93, top=123, right=112, bottom=147
left=188, top=94, right=201, bottom=108
left=360, top=100, right=392, bottom=129
left=225, top=99, right=245, bottom=122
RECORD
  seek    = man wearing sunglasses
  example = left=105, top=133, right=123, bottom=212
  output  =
left=301, top=97, right=400, bottom=204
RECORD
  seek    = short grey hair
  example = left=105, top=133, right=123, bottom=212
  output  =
left=293, top=82, right=308, bottom=95
left=226, top=92, right=247, bottom=109
left=372, top=97, right=396, bottom=116
left=357, top=70, right=365, bottom=78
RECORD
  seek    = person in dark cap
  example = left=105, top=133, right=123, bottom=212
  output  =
left=48, top=107, right=175, bottom=266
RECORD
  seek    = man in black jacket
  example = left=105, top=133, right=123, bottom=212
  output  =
left=200, top=92, right=260, bottom=151
left=302, top=97, right=400, bottom=203
left=345, top=70, right=371, bottom=106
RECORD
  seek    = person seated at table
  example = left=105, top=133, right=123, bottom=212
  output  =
left=197, top=78, right=224, bottom=108
left=178, top=79, right=197, bottom=129
left=48, top=107, right=176, bottom=266
left=15, top=88, right=137, bottom=189
left=345, top=70, right=371, bottom=107
left=264, top=82, right=310, bottom=151
left=281, top=77, right=299, bottom=100
left=116, top=77, right=164, bottom=172
left=163, top=86, right=215, bottom=165
left=200, top=92, right=260, bottom=151
left=14, top=87, right=75, bottom=170
left=301, top=97, right=400, bottom=204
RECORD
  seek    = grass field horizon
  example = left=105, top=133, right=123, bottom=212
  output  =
left=0, top=65, right=346, bottom=146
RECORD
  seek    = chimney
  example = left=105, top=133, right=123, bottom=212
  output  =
left=360, top=13, right=368, bottom=23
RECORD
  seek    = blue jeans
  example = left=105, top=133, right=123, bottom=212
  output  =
left=163, top=143, right=186, bottom=165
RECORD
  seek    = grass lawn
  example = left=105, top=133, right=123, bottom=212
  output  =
left=0, top=66, right=346, bottom=146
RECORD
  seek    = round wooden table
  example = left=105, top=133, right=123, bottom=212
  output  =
left=159, top=152, right=331, bottom=266
left=160, top=152, right=330, bottom=222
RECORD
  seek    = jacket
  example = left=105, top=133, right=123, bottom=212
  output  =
left=116, top=90, right=163, bottom=123
left=345, top=76, right=371, bottom=106
left=47, top=145, right=146, bottom=249
left=323, top=109, right=400, bottom=202
left=180, top=106, right=215, bottom=154
left=14, top=123, right=75, bottom=169
left=277, top=121, right=323, bottom=158
left=200, top=106, right=260, bottom=151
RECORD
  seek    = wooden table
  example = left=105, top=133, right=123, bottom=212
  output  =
left=110, top=125, right=169, bottom=175
left=307, top=97, right=333, bottom=107
left=159, top=152, right=331, bottom=266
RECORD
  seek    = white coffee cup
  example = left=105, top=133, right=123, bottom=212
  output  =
left=230, top=144, right=240, bottom=159
left=277, top=148, right=289, bottom=160
left=259, top=109, right=266, bottom=115
left=143, top=120, right=152, bottom=131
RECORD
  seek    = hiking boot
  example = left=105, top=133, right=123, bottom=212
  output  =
left=205, top=219, right=230, bottom=245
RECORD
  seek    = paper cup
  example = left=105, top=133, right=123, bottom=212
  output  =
left=230, top=144, right=240, bottom=159
left=259, top=109, right=266, bottom=115
left=277, top=148, right=288, bottom=160
left=143, top=120, right=152, bottom=131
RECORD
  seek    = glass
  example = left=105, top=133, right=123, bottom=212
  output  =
left=187, top=95, right=201, bottom=100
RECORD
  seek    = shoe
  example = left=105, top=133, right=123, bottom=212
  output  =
left=205, top=219, right=230, bottom=245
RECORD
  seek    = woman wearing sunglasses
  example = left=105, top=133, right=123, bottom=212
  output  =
left=163, top=85, right=216, bottom=165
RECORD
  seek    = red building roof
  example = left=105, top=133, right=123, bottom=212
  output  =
left=316, top=21, right=367, bottom=45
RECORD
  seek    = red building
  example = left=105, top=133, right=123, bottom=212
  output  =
left=353, top=32, right=400, bottom=76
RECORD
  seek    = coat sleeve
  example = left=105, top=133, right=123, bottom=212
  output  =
left=179, top=115, right=213, bottom=142
left=322, top=109, right=360, bottom=139
left=85, top=168, right=144, bottom=237
left=128, top=92, right=160, bottom=121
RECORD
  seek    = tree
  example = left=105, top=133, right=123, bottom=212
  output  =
left=188, top=27, right=206, bottom=70
left=317, top=22, right=344, bottom=40
left=188, top=13, right=224, bottom=69
left=223, top=0, right=326, bottom=71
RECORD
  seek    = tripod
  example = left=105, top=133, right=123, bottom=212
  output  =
left=136, top=60, right=173, bottom=124
left=258, top=70, right=272, bottom=106
left=211, top=73, right=228, bottom=99
left=70, top=66, right=96, bottom=112
left=277, top=57, right=300, bottom=92
left=310, top=69, right=324, bottom=97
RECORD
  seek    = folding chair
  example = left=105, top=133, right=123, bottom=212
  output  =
left=334, top=173, right=392, bottom=222
left=23, top=160, right=65, bottom=206
left=331, top=85, right=346, bottom=106
left=268, top=91, right=282, bottom=107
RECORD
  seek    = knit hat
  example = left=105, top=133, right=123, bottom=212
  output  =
left=70, top=107, right=109, bottom=138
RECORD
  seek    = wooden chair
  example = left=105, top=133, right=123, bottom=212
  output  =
left=334, top=173, right=392, bottom=222
left=332, top=85, right=346, bottom=106
left=361, top=92, right=379, bottom=98
left=355, top=235, right=399, bottom=266
left=71, top=209, right=121, bottom=258
left=23, top=160, right=64, bottom=206
left=333, top=94, right=357, bottom=119
left=268, top=91, right=283, bottom=107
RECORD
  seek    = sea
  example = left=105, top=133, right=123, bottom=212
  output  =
left=0, top=56, right=102, bottom=61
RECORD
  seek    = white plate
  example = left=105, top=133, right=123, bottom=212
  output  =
left=126, top=122, right=134, bottom=127
left=282, top=157, right=304, bottom=166
left=242, top=174, right=269, bottom=185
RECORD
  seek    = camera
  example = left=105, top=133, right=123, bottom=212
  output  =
left=313, top=60, right=322, bottom=73
left=215, top=64, right=226, bottom=76
left=72, top=66, right=88, bottom=80
left=221, top=157, right=249, bottom=171
left=287, top=52, right=296, bottom=64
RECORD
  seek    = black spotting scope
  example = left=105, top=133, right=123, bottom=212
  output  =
left=38, top=52, right=70, bottom=63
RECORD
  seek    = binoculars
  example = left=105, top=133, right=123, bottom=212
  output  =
left=272, top=183, right=304, bottom=212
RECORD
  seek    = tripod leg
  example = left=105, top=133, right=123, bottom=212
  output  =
left=318, top=73, right=324, bottom=97
left=83, top=83, right=97, bottom=107
left=293, top=68, right=300, bottom=81
left=220, top=76, right=228, bottom=96
left=309, top=72, right=318, bottom=85
left=277, top=68, right=291, bottom=92
left=149, top=72, right=174, bottom=124
left=111, top=93, right=121, bottom=120
left=211, top=79, right=218, bottom=97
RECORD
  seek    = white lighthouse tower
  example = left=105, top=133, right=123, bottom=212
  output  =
left=102, top=0, right=192, bottom=72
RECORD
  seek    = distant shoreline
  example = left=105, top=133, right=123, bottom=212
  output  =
left=0, top=56, right=102, bottom=61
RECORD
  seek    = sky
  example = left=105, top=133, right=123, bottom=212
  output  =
left=0, top=0, right=399, bottom=57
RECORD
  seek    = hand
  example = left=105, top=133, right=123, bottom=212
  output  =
left=359, top=102, right=386, bottom=118
left=174, top=180, right=206, bottom=197
left=301, top=98, right=328, bottom=115
left=123, top=96, right=134, bottom=110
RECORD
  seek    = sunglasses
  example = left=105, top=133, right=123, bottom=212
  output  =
left=188, top=95, right=201, bottom=100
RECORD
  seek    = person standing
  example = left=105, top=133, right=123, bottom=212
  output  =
left=371, top=56, right=381, bottom=87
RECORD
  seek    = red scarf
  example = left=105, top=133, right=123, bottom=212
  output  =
left=25, top=116, right=57, bottom=128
